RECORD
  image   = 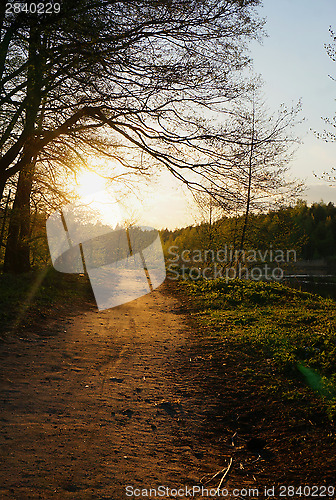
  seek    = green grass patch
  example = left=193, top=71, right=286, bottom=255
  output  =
left=180, top=278, right=336, bottom=419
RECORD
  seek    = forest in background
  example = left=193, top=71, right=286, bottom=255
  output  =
left=2, top=199, right=336, bottom=271
left=160, top=200, right=336, bottom=265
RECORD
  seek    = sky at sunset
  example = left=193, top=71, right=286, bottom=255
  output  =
left=110, top=0, right=336, bottom=230
left=251, top=0, right=336, bottom=203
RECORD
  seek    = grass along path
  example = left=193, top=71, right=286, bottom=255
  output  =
left=179, top=278, right=336, bottom=420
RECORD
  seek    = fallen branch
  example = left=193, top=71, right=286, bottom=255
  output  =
left=251, top=454, right=261, bottom=464
left=200, top=467, right=228, bottom=485
left=200, top=457, right=233, bottom=487
left=216, top=457, right=233, bottom=494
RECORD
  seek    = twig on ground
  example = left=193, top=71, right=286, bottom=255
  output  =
left=200, top=467, right=228, bottom=485
left=216, top=457, right=233, bottom=494
left=231, top=432, right=237, bottom=447
left=251, top=454, right=261, bottom=464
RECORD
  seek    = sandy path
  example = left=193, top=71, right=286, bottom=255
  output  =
left=0, top=286, right=226, bottom=499
left=2, top=284, right=336, bottom=499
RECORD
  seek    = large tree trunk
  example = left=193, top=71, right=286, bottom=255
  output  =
left=0, top=173, right=7, bottom=203
left=3, top=24, right=42, bottom=273
left=3, top=161, right=35, bottom=273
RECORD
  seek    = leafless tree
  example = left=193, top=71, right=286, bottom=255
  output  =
left=210, top=91, right=304, bottom=252
left=314, top=27, right=336, bottom=185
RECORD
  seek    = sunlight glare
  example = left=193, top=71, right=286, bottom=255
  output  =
left=76, top=171, right=106, bottom=198
left=76, top=170, right=123, bottom=228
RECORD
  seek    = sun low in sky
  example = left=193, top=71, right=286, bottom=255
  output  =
left=74, top=166, right=188, bottom=230
left=76, top=170, right=108, bottom=198
left=75, top=170, right=125, bottom=228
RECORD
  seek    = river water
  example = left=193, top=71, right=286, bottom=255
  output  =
left=283, top=275, right=336, bottom=300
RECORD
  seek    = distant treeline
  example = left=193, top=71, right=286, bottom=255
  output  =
left=1, top=201, right=336, bottom=270
left=160, top=201, right=336, bottom=262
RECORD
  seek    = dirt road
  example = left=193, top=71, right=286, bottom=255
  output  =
left=0, top=285, right=228, bottom=499
left=1, top=284, right=335, bottom=499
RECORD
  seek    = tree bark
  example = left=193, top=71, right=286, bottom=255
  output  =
left=3, top=160, right=35, bottom=273
left=3, top=23, right=42, bottom=273
left=0, top=173, right=7, bottom=203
